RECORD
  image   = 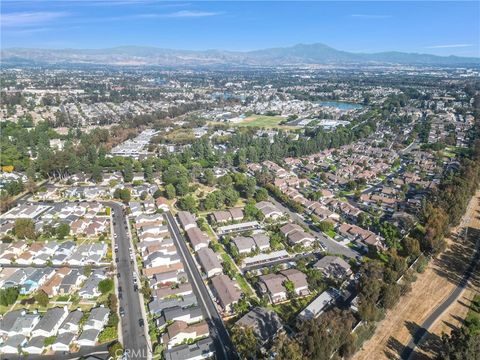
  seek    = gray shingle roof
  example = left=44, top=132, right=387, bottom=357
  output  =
left=32, top=307, right=66, bottom=332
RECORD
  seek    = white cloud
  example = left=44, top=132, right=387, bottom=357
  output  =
left=427, top=44, right=473, bottom=49
left=351, top=14, right=392, bottom=19
left=163, top=10, right=221, bottom=18
left=1, top=11, right=69, bottom=28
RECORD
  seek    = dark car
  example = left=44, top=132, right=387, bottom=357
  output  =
left=133, top=284, right=138, bottom=292
left=139, top=318, right=144, bottom=327
left=118, top=286, right=122, bottom=293
left=119, top=307, right=125, bottom=317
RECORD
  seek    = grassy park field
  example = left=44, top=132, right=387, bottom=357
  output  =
left=233, top=115, right=297, bottom=129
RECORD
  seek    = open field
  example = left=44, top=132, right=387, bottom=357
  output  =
left=232, top=115, right=298, bottom=129
left=353, top=189, right=480, bottom=360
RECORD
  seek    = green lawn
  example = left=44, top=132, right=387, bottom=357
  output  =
left=233, top=115, right=297, bottom=129
left=325, top=229, right=336, bottom=239
left=203, top=222, right=255, bottom=297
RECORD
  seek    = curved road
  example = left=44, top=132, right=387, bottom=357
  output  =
left=401, top=227, right=480, bottom=360
left=267, top=196, right=359, bottom=258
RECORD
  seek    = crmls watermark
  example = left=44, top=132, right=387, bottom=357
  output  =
left=116, top=348, right=149, bottom=359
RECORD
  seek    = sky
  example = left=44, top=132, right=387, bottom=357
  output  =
left=1, top=1, right=479, bottom=57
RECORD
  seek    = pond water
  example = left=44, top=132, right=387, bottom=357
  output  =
left=318, top=101, right=363, bottom=110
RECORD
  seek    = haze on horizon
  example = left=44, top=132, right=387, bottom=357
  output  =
left=1, top=0, right=479, bottom=58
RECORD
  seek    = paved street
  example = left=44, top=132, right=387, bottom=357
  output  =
left=401, top=226, right=480, bottom=360
left=165, top=212, right=237, bottom=360
left=1, top=344, right=110, bottom=360
left=108, top=202, right=149, bottom=360
left=267, top=196, right=359, bottom=258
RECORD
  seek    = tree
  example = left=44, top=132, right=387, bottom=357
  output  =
left=255, top=188, right=269, bottom=202
left=382, top=283, right=401, bottom=309
left=123, top=161, right=133, bottom=183
left=203, top=169, right=216, bottom=186
left=113, top=188, right=131, bottom=203
left=175, top=176, right=190, bottom=196
left=0, top=287, right=19, bottom=306
left=439, top=326, right=480, bottom=360
left=244, top=202, right=263, bottom=221
left=298, top=309, right=355, bottom=360
left=272, top=333, right=303, bottom=360
left=283, top=279, right=296, bottom=298
left=318, top=220, right=334, bottom=232
left=98, top=278, right=114, bottom=295
left=35, top=290, right=49, bottom=307
left=230, top=325, right=260, bottom=360
left=56, top=223, right=70, bottom=240
left=165, top=184, right=176, bottom=199
left=99, top=326, right=117, bottom=342
left=108, top=293, right=118, bottom=313
left=108, top=341, right=124, bottom=359
left=203, top=192, right=218, bottom=210
left=91, top=162, right=103, bottom=183
left=357, top=212, right=372, bottom=230
left=14, top=218, right=36, bottom=239
left=84, top=265, right=92, bottom=277
left=177, top=195, right=198, bottom=212
left=143, top=161, right=153, bottom=182
left=380, top=222, right=400, bottom=249
left=422, top=205, right=448, bottom=254
left=224, top=188, right=239, bottom=207
left=402, top=236, right=421, bottom=258
left=357, top=261, right=384, bottom=321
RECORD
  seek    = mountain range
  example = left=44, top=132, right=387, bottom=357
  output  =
left=1, top=43, right=479, bottom=67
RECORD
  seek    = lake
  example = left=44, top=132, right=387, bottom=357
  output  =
left=318, top=101, right=363, bottom=110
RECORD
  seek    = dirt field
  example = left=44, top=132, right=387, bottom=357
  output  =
left=353, top=190, right=480, bottom=360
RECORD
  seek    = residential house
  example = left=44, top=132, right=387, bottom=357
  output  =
left=185, top=227, right=209, bottom=252
left=78, top=269, right=106, bottom=299
left=255, top=201, right=283, bottom=220
left=77, top=328, right=101, bottom=347
left=58, top=310, right=84, bottom=335
left=155, top=283, right=193, bottom=299
left=162, top=306, right=204, bottom=325
left=251, top=233, right=270, bottom=251
left=7, top=312, right=41, bottom=337
left=235, top=307, right=283, bottom=344
left=232, top=236, right=256, bottom=254
left=196, top=248, right=223, bottom=278
left=177, top=211, right=196, bottom=231
left=1, top=334, right=27, bottom=354
left=280, top=269, right=310, bottom=296
left=258, top=274, right=287, bottom=303
left=161, top=320, right=209, bottom=349
left=155, top=197, right=170, bottom=212
left=314, top=256, right=352, bottom=279
left=52, top=332, right=75, bottom=352
left=210, top=274, right=242, bottom=313
left=31, top=306, right=69, bottom=338
left=298, top=289, right=337, bottom=320
left=148, top=294, right=198, bottom=317
left=23, top=336, right=46, bottom=354
left=163, top=337, right=215, bottom=360
left=83, top=307, right=110, bottom=331
left=280, top=224, right=315, bottom=247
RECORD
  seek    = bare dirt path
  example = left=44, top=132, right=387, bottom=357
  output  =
left=353, top=190, right=480, bottom=360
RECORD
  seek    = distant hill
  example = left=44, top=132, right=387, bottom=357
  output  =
left=1, top=43, right=479, bottom=67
